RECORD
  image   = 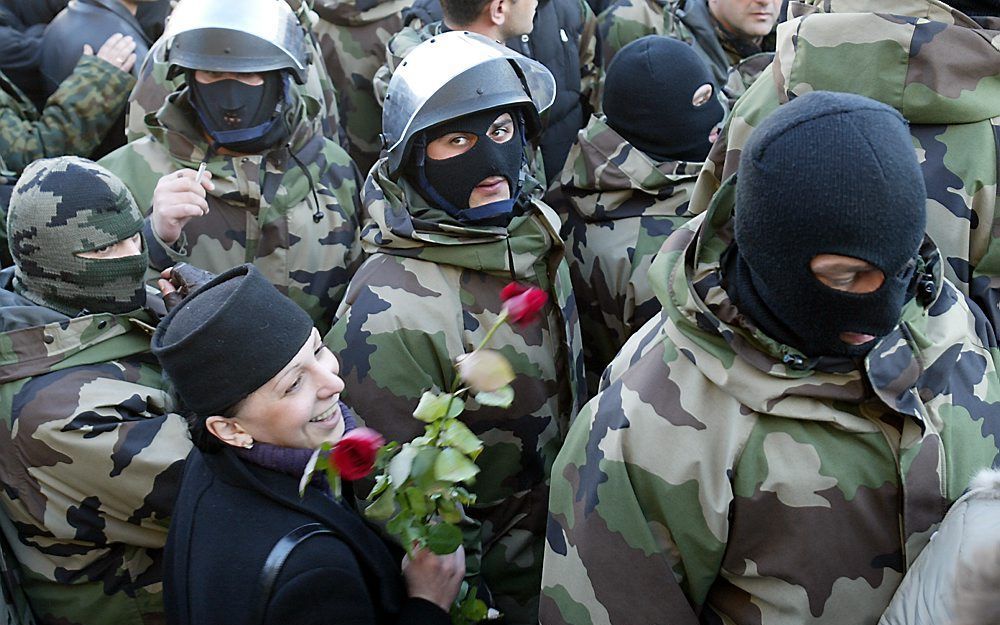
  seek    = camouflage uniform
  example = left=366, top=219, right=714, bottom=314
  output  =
left=596, top=0, right=774, bottom=101
left=540, top=176, right=1000, bottom=625
left=689, top=0, right=1000, bottom=331
left=125, top=0, right=346, bottom=149
left=325, top=160, right=586, bottom=625
left=548, top=113, right=700, bottom=395
left=0, top=268, right=191, bottom=625
left=311, top=0, right=410, bottom=175
left=101, top=89, right=363, bottom=334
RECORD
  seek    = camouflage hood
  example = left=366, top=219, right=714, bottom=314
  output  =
left=312, top=0, right=411, bottom=26
left=0, top=268, right=157, bottom=383
left=775, top=0, right=1000, bottom=124
left=649, top=175, right=953, bottom=421
left=360, top=159, right=565, bottom=281
left=561, top=114, right=704, bottom=221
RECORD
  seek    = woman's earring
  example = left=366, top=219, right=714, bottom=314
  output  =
left=243, top=438, right=255, bottom=450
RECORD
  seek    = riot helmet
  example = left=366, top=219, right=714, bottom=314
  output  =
left=381, top=31, right=556, bottom=179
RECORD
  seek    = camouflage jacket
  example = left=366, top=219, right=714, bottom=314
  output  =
left=548, top=114, right=701, bottom=395
left=325, top=161, right=586, bottom=625
left=596, top=0, right=773, bottom=87
left=125, top=0, right=346, bottom=149
left=0, top=269, right=191, bottom=625
left=100, top=90, right=363, bottom=334
left=0, top=56, right=134, bottom=176
left=689, top=0, right=1000, bottom=332
left=311, top=0, right=410, bottom=175
left=540, top=177, right=1000, bottom=625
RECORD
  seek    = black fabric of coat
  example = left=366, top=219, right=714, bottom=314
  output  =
left=403, top=0, right=588, bottom=183
left=38, top=0, right=152, bottom=157
left=0, top=8, right=47, bottom=109
left=165, top=447, right=451, bottom=625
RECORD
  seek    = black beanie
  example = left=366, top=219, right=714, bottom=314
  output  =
left=602, top=36, right=724, bottom=163
left=730, top=91, right=926, bottom=358
left=151, top=264, right=314, bottom=415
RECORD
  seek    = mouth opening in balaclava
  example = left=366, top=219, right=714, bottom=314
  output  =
left=187, top=70, right=292, bottom=153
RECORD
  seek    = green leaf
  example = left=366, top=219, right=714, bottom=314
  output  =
left=436, top=496, right=463, bottom=524
left=425, top=522, right=463, bottom=555
left=365, top=486, right=396, bottom=521
left=440, top=419, right=484, bottom=457
left=413, top=391, right=452, bottom=422
left=404, top=487, right=430, bottom=518
left=474, top=385, right=514, bottom=408
left=368, top=473, right=391, bottom=499
left=388, top=444, right=417, bottom=485
left=410, top=447, right=441, bottom=489
left=446, top=396, right=466, bottom=419
left=434, top=447, right=480, bottom=483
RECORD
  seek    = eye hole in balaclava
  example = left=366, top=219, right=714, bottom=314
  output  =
left=404, top=108, right=527, bottom=227
left=187, top=70, right=292, bottom=153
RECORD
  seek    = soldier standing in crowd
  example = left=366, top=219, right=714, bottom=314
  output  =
left=551, top=35, right=723, bottom=394
left=102, top=0, right=362, bottom=333
left=689, top=0, right=1000, bottom=332
left=540, top=91, right=1000, bottom=625
left=375, top=0, right=599, bottom=184
left=0, top=156, right=191, bottom=624
left=599, top=0, right=780, bottom=94
left=311, top=0, right=411, bottom=175
left=326, top=32, right=585, bottom=625
left=37, top=0, right=159, bottom=158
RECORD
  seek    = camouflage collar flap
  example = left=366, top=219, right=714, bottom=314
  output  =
left=563, top=115, right=703, bottom=201
left=775, top=3, right=1000, bottom=124
left=0, top=312, right=155, bottom=383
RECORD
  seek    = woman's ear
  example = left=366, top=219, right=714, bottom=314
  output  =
left=205, top=416, right=254, bottom=449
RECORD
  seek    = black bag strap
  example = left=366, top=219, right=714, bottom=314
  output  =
left=251, top=523, right=339, bottom=625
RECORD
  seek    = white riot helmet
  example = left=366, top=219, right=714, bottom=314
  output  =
left=163, top=0, right=310, bottom=84
left=381, top=31, right=556, bottom=178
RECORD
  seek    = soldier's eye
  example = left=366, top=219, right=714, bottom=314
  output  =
left=92, top=245, right=112, bottom=255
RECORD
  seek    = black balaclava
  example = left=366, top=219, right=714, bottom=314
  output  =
left=946, top=0, right=1000, bottom=16
left=404, top=107, right=526, bottom=227
left=187, top=70, right=292, bottom=153
left=602, top=36, right=724, bottom=163
left=728, top=91, right=927, bottom=359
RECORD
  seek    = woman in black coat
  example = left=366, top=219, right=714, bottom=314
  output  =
left=152, top=264, right=464, bottom=625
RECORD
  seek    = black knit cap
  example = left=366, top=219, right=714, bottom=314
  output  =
left=946, top=0, right=1000, bottom=16
left=151, top=264, right=314, bottom=415
left=602, top=36, right=724, bottom=163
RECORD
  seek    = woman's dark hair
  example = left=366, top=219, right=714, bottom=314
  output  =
left=166, top=373, right=246, bottom=454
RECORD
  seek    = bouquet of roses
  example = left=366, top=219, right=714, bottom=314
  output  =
left=302, top=282, right=548, bottom=625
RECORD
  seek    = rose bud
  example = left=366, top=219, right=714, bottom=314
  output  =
left=500, top=282, right=548, bottom=326
left=457, top=349, right=516, bottom=393
left=332, top=427, right=385, bottom=480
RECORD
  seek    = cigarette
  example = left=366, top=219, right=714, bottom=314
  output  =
left=194, top=162, right=207, bottom=185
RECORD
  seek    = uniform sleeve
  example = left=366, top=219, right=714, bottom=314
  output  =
left=577, top=0, right=602, bottom=114
left=597, top=3, right=657, bottom=71
left=540, top=376, right=727, bottom=625
left=0, top=55, right=134, bottom=173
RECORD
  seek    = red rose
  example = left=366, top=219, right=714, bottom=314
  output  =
left=332, top=428, right=385, bottom=481
left=500, top=282, right=548, bottom=326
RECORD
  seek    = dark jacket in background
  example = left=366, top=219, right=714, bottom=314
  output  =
left=404, top=0, right=590, bottom=182
left=0, top=7, right=47, bottom=109
left=39, top=0, right=152, bottom=157
left=0, top=0, right=68, bottom=26
left=165, top=446, right=451, bottom=625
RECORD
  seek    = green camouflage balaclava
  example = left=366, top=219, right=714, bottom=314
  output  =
left=7, top=157, right=149, bottom=316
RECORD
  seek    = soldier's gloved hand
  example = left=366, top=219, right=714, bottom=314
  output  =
left=158, top=264, right=218, bottom=311
left=84, top=33, right=137, bottom=73
left=151, top=169, right=215, bottom=246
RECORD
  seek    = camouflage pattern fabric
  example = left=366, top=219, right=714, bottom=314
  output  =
left=125, top=0, right=346, bottom=149
left=546, top=114, right=701, bottom=396
left=688, top=0, right=1000, bottom=331
left=0, top=269, right=191, bottom=625
left=540, top=176, right=1000, bottom=625
left=101, top=88, right=363, bottom=334
left=312, top=0, right=410, bottom=175
left=325, top=160, right=586, bottom=625
left=596, top=0, right=773, bottom=102
left=0, top=56, right=134, bottom=176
